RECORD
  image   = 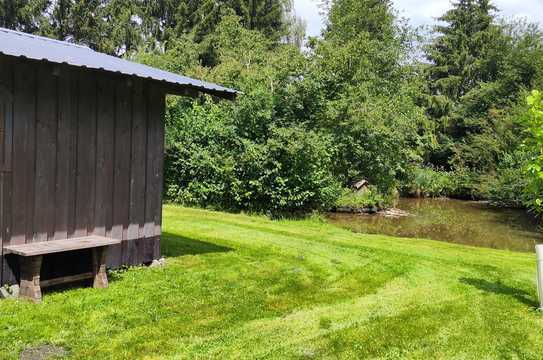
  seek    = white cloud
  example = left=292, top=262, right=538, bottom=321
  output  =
left=294, top=0, right=543, bottom=37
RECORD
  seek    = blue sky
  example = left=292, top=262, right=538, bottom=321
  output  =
left=294, top=0, right=543, bottom=37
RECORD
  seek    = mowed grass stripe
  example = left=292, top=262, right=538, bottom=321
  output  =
left=0, top=205, right=541, bottom=359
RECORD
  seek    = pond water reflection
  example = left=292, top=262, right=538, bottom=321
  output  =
left=327, top=198, right=543, bottom=252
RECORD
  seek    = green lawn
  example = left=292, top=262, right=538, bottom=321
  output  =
left=1, top=205, right=542, bottom=359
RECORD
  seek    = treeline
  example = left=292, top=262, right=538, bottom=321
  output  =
left=2, top=0, right=543, bottom=215
left=422, top=0, right=543, bottom=209
left=0, top=0, right=302, bottom=59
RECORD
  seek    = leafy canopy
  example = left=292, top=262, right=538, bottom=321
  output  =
left=521, top=90, right=543, bottom=213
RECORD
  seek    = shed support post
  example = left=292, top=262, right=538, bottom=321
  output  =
left=92, top=247, right=108, bottom=289
left=19, top=255, right=43, bottom=303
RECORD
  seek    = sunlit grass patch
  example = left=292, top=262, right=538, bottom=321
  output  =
left=0, top=204, right=541, bottom=359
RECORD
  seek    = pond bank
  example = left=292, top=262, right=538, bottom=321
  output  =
left=327, top=197, right=543, bottom=252
left=333, top=205, right=410, bottom=218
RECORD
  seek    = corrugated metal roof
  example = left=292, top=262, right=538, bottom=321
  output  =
left=0, top=27, right=238, bottom=99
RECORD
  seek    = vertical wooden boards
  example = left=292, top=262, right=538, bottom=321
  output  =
left=0, top=173, right=13, bottom=284
left=144, top=85, right=160, bottom=238
left=11, top=60, right=36, bottom=245
left=1, top=56, right=166, bottom=284
left=96, top=75, right=117, bottom=267
left=94, top=76, right=115, bottom=238
left=0, top=55, right=14, bottom=285
left=127, top=80, right=147, bottom=265
left=144, top=85, right=165, bottom=261
left=0, top=171, right=3, bottom=286
left=155, top=92, right=165, bottom=241
left=0, top=173, right=14, bottom=284
left=74, top=72, right=97, bottom=237
left=0, top=69, right=6, bottom=174
left=34, top=63, right=58, bottom=242
left=55, top=66, right=78, bottom=240
left=154, top=90, right=165, bottom=261
left=111, top=80, right=132, bottom=265
left=0, top=56, right=13, bottom=173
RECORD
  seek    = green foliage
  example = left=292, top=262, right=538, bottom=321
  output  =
left=155, top=15, right=341, bottom=216
left=164, top=100, right=239, bottom=209
left=139, top=0, right=293, bottom=48
left=135, top=37, right=201, bottom=75
left=326, top=0, right=396, bottom=42
left=426, top=0, right=497, bottom=101
left=233, top=126, right=342, bottom=214
left=39, top=0, right=143, bottom=55
left=301, top=0, right=431, bottom=191
left=520, top=90, right=543, bottom=213
left=5, top=0, right=543, bottom=214
left=1, top=0, right=297, bottom=57
left=424, top=0, right=543, bottom=206
left=229, top=0, right=292, bottom=42
left=149, top=0, right=432, bottom=214
left=0, top=0, right=49, bottom=33
left=164, top=101, right=341, bottom=215
left=336, top=186, right=392, bottom=209
left=478, top=150, right=530, bottom=207
left=157, top=16, right=342, bottom=215
left=403, top=167, right=454, bottom=198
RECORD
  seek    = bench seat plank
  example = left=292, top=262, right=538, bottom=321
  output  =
left=3, top=236, right=121, bottom=256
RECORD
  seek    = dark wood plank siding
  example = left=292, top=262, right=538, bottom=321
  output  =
left=55, top=65, right=78, bottom=240
left=75, top=72, right=97, bottom=238
left=127, top=80, right=147, bottom=266
left=0, top=56, right=14, bottom=284
left=95, top=77, right=115, bottom=238
left=0, top=56, right=13, bottom=173
left=111, top=80, right=132, bottom=267
left=34, top=63, right=58, bottom=242
left=0, top=56, right=165, bottom=286
left=144, top=84, right=165, bottom=262
left=12, top=61, right=37, bottom=246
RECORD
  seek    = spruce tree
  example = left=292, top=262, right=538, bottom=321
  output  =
left=229, top=0, right=292, bottom=42
left=139, top=0, right=292, bottom=47
left=426, top=0, right=497, bottom=101
left=425, top=0, right=543, bottom=183
left=0, top=0, right=49, bottom=33
left=2, top=0, right=293, bottom=57
left=425, top=0, right=501, bottom=170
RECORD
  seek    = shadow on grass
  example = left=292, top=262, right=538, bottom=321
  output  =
left=161, top=232, right=233, bottom=258
left=460, top=277, right=538, bottom=308
left=41, top=234, right=233, bottom=296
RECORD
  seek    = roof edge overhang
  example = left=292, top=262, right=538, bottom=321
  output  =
left=0, top=27, right=239, bottom=100
left=0, top=52, right=240, bottom=100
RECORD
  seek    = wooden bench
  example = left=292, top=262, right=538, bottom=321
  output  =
left=3, top=236, right=121, bottom=303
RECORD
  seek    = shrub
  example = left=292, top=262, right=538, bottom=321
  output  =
left=164, top=100, right=239, bottom=209
left=335, top=186, right=393, bottom=209
left=164, top=99, right=341, bottom=215
left=519, top=90, right=543, bottom=214
left=478, top=150, right=530, bottom=207
left=402, top=167, right=454, bottom=198
left=231, top=127, right=342, bottom=215
left=448, top=168, right=484, bottom=199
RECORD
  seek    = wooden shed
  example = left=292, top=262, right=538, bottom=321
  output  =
left=0, top=28, right=237, bottom=301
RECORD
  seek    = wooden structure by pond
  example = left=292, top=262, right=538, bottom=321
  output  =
left=0, top=28, right=237, bottom=301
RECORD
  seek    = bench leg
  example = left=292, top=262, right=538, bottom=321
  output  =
left=19, top=256, right=43, bottom=303
left=92, top=247, right=108, bottom=289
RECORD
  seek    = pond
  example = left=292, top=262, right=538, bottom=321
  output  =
left=327, top=198, right=543, bottom=252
